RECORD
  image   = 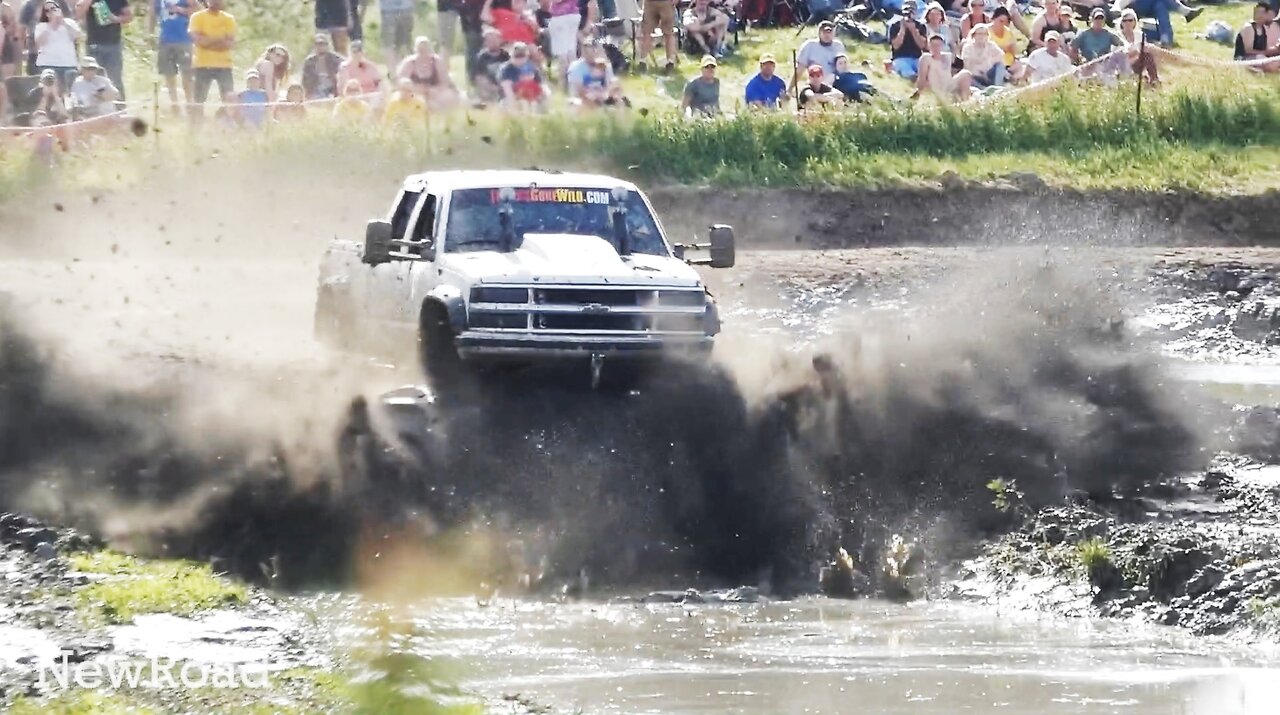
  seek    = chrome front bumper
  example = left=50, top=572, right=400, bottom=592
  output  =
left=455, top=331, right=714, bottom=360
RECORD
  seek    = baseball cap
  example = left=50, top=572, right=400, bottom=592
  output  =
left=245, top=68, right=261, bottom=79
left=314, top=32, right=331, bottom=44
left=818, top=20, right=835, bottom=30
left=1045, top=30, right=1063, bottom=42
left=807, top=64, right=823, bottom=77
left=1090, top=7, right=1106, bottom=18
left=79, top=56, right=101, bottom=70
left=759, top=52, right=776, bottom=64
left=39, top=68, right=56, bottom=83
left=350, top=40, right=364, bottom=52
left=701, top=54, right=717, bottom=67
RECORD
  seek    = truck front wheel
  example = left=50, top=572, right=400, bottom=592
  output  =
left=418, top=303, right=463, bottom=388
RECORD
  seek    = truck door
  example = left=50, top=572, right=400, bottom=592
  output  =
left=375, top=191, right=439, bottom=333
left=366, top=187, right=421, bottom=334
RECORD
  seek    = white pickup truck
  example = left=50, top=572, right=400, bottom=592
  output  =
left=314, top=170, right=736, bottom=386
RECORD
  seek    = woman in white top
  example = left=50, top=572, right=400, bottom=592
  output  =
left=254, top=44, right=292, bottom=101
left=34, top=1, right=79, bottom=81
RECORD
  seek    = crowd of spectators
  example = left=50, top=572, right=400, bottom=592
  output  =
left=0, top=0, right=1275, bottom=131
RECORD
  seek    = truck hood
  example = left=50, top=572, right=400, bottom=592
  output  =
left=445, top=234, right=702, bottom=286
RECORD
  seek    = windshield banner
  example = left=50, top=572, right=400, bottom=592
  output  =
left=490, top=188, right=612, bottom=205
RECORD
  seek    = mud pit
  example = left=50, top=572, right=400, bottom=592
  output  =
left=5, top=175, right=1280, bottom=711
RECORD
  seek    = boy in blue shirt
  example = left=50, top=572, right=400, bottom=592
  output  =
left=743, top=52, right=788, bottom=110
left=150, top=0, right=196, bottom=112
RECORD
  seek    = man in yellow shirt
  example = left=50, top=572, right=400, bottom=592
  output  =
left=383, top=78, right=426, bottom=126
left=189, top=0, right=236, bottom=116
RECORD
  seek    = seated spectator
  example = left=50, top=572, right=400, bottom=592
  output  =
left=683, top=0, right=729, bottom=58
left=568, top=41, right=625, bottom=105
left=961, top=23, right=1008, bottom=87
left=797, top=20, right=845, bottom=83
left=397, top=36, right=460, bottom=109
left=960, top=0, right=990, bottom=40
left=238, top=69, right=270, bottom=127
left=887, top=0, right=928, bottom=79
left=482, top=0, right=539, bottom=46
left=988, top=7, right=1022, bottom=76
left=499, top=41, right=548, bottom=111
left=1116, top=8, right=1160, bottom=84
left=831, top=54, right=877, bottom=102
left=681, top=54, right=720, bottom=116
left=1111, top=0, right=1202, bottom=47
left=302, top=32, right=344, bottom=100
left=1072, top=8, right=1123, bottom=61
left=333, top=78, right=372, bottom=121
left=744, top=52, right=787, bottom=110
left=274, top=83, right=307, bottom=121
left=383, top=77, right=428, bottom=125
left=27, top=67, right=68, bottom=123
left=338, top=40, right=383, bottom=99
left=916, top=33, right=972, bottom=101
left=69, top=56, right=118, bottom=119
left=576, top=56, right=624, bottom=107
left=1028, top=0, right=1076, bottom=52
left=922, top=2, right=955, bottom=52
left=472, top=27, right=510, bottom=103
left=797, top=64, right=842, bottom=111
left=1235, top=2, right=1280, bottom=71
left=1025, top=30, right=1075, bottom=81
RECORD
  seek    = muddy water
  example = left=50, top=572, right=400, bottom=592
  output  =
left=348, top=597, right=1278, bottom=715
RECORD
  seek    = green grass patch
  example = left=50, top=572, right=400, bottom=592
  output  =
left=1076, top=537, right=1113, bottom=572
left=69, top=551, right=248, bottom=625
left=8, top=691, right=156, bottom=715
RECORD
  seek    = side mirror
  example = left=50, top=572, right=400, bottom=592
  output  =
left=708, top=224, right=735, bottom=268
left=363, top=220, right=393, bottom=265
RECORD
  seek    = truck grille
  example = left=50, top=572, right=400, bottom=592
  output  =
left=468, top=285, right=707, bottom=335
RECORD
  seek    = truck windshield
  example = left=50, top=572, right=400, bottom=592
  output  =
left=445, top=187, right=669, bottom=256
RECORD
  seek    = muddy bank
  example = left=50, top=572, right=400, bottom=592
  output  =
left=650, top=187, right=1280, bottom=250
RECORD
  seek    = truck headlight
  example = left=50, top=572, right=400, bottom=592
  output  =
left=471, top=287, right=530, bottom=303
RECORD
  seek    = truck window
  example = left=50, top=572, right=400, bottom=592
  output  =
left=390, top=189, right=423, bottom=241
left=445, top=188, right=668, bottom=256
left=410, top=194, right=438, bottom=243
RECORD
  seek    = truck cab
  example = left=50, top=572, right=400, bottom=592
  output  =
left=315, top=170, right=735, bottom=386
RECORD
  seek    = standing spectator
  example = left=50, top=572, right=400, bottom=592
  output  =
left=350, top=0, right=364, bottom=43
left=253, top=44, right=290, bottom=100
left=639, top=0, right=677, bottom=74
left=76, top=0, right=131, bottom=100
left=961, top=23, right=1007, bottom=87
left=189, top=0, right=236, bottom=116
left=379, top=0, right=415, bottom=68
left=471, top=27, right=509, bottom=103
left=498, top=41, right=548, bottom=110
left=69, top=54, right=116, bottom=116
left=19, top=0, right=68, bottom=75
left=273, top=83, right=306, bottom=121
left=383, top=77, right=427, bottom=125
left=457, top=0, right=486, bottom=80
left=680, top=54, right=719, bottom=116
left=797, top=64, right=841, bottom=111
left=683, top=0, right=728, bottom=58
left=1025, top=29, right=1074, bottom=82
left=237, top=68, right=269, bottom=127
left=1236, top=3, right=1280, bottom=70
left=333, top=78, right=371, bottom=120
left=213, top=90, right=239, bottom=128
left=302, top=32, right=343, bottom=100
left=797, top=20, right=844, bottom=82
left=887, top=0, right=927, bottom=79
left=438, top=0, right=459, bottom=57
left=34, top=1, right=79, bottom=83
left=396, top=35, right=459, bottom=108
left=2, top=0, right=18, bottom=80
left=314, top=0, right=353, bottom=54
left=338, top=40, right=382, bottom=98
left=151, top=0, right=195, bottom=112
left=916, top=34, right=972, bottom=102
left=546, top=0, right=581, bottom=80
left=744, top=52, right=786, bottom=109
left=27, top=67, right=66, bottom=120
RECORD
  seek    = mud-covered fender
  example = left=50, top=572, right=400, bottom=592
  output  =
left=425, top=284, right=467, bottom=331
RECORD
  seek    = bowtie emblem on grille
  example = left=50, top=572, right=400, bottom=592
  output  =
left=581, top=303, right=611, bottom=315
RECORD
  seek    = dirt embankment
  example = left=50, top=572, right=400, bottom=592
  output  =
left=651, top=188, right=1280, bottom=249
